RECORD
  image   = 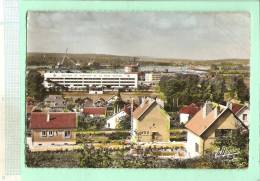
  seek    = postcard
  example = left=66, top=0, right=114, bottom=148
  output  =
left=25, top=11, right=250, bottom=168
left=1, top=1, right=260, bottom=181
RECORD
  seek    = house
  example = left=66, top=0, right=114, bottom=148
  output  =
left=131, top=97, right=170, bottom=142
left=29, top=112, right=77, bottom=147
left=94, top=98, right=107, bottom=107
left=185, top=101, right=247, bottom=158
left=228, top=102, right=249, bottom=127
left=83, top=107, right=107, bottom=117
left=83, top=97, right=94, bottom=107
left=106, top=95, right=119, bottom=105
left=44, top=95, right=66, bottom=111
left=179, top=103, right=200, bottom=124
left=105, top=110, right=129, bottom=129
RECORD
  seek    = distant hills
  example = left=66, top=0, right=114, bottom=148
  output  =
left=27, top=52, right=249, bottom=67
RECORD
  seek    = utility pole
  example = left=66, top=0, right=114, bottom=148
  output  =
left=130, top=98, right=134, bottom=138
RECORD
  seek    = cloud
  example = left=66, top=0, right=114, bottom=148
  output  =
left=27, top=11, right=250, bottom=60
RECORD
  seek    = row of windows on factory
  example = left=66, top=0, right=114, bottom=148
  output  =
left=61, top=84, right=136, bottom=87
left=47, top=77, right=135, bottom=80
left=49, top=81, right=136, bottom=84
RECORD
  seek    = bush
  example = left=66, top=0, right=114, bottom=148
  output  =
left=108, top=132, right=129, bottom=140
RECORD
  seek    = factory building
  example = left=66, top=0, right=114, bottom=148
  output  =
left=124, top=64, right=139, bottom=73
left=144, top=72, right=162, bottom=83
left=43, top=72, right=138, bottom=91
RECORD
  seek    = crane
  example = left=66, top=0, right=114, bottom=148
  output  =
left=56, top=48, right=81, bottom=69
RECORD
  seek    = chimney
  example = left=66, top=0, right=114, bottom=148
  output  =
left=46, top=112, right=50, bottom=122
left=140, top=97, right=146, bottom=108
left=214, top=105, right=221, bottom=118
left=226, top=101, right=232, bottom=110
left=203, top=101, right=212, bottom=118
left=155, top=98, right=164, bottom=108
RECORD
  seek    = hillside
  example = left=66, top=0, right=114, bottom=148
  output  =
left=26, top=52, right=249, bottom=67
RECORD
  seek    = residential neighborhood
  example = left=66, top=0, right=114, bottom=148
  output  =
left=25, top=78, right=250, bottom=168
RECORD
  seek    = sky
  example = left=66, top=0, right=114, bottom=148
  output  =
left=27, top=11, right=250, bottom=60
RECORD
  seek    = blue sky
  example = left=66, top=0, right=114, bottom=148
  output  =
left=27, top=12, right=250, bottom=60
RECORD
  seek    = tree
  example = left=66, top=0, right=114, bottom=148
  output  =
left=113, top=91, right=125, bottom=113
left=211, top=127, right=249, bottom=167
left=210, top=76, right=226, bottom=103
left=118, top=115, right=131, bottom=130
left=26, top=70, right=46, bottom=101
left=230, top=76, right=249, bottom=102
left=159, top=74, right=202, bottom=111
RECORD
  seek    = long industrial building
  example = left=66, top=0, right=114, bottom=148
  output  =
left=43, top=72, right=138, bottom=90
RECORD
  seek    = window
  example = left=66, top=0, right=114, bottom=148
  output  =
left=242, top=114, right=247, bottom=121
left=107, top=123, right=110, bottom=128
left=141, top=131, right=149, bottom=135
left=41, top=131, right=47, bottom=137
left=195, top=143, right=199, bottom=152
left=48, top=131, right=54, bottom=137
left=64, top=130, right=71, bottom=138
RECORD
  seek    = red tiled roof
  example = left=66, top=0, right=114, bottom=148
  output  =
left=30, top=112, right=77, bottom=129
left=231, top=103, right=244, bottom=114
left=179, top=103, right=200, bottom=116
left=83, top=107, right=107, bottom=115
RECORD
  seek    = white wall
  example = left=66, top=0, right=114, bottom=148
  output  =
left=180, top=113, right=189, bottom=124
left=105, top=111, right=127, bottom=129
left=237, top=108, right=249, bottom=126
left=186, top=130, right=203, bottom=158
left=145, top=73, right=153, bottom=82
left=89, top=90, right=103, bottom=94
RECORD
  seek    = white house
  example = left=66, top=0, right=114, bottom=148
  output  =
left=179, top=103, right=200, bottom=124
left=228, top=102, right=249, bottom=127
left=236, top=105, right=249, bottom=127
left=185, top=101, right=247, bottom=158
left=105, top=110, right=128, bottom=129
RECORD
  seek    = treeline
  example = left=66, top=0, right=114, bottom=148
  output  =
left=27, top=53, right=249, bottom=67
left=159, top=74, right=249, bottom=112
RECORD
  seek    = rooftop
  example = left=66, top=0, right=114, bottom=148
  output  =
left=133, top=97, right=156, bottom=120
left=30, top=112, right=77, bottom=129
left=179, top=103, right=200, bottom=116
left=185, top=101, right=247, bottom=136
left=83, top=107, right=107, bottom=115
left=230, top=103, right=244, bottom=114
